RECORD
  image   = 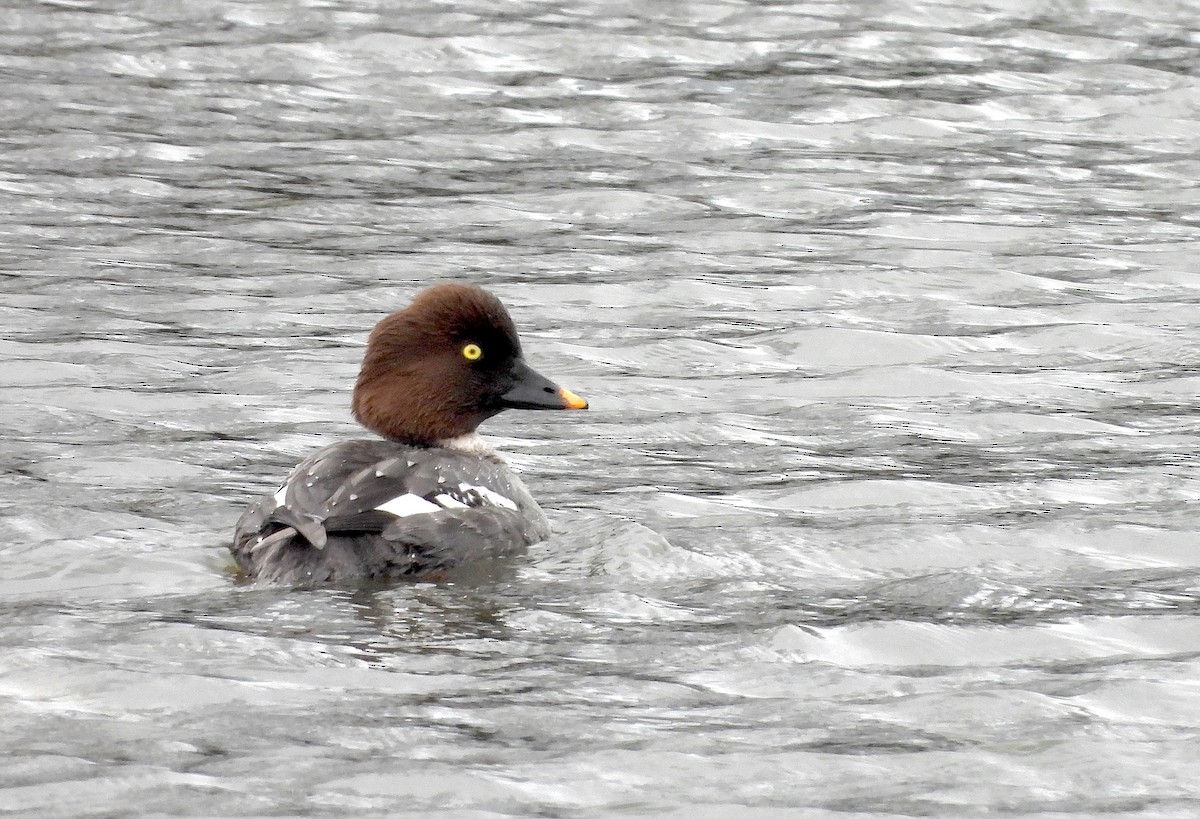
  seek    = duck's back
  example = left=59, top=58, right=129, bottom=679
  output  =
left=232, top=439, right=549, bottom=585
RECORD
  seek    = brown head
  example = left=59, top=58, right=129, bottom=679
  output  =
left=351, top=283, right=587, bottom=444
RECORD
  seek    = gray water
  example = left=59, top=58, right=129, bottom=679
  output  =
left=2, top=1, right=1199, bottom=816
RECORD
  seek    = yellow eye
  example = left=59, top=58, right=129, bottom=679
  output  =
left=462, top=343, right=482, bottom=361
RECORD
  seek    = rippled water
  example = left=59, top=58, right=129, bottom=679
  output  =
left=3, top=1, right=1200, bottom=815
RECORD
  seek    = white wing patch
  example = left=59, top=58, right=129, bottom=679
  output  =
left=375, top=494, right=440, bottom=518
left=272, top=484, right=288, bottom=506
left=374, top=483, right=519, bottom=518
left=461, top=483, right=519, bottom=511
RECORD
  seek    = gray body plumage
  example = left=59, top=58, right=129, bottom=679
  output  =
left=232, top=439, right=549, bottom=585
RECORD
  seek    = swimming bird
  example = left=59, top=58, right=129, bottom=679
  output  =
left=232, top=283, right=587, bottom=585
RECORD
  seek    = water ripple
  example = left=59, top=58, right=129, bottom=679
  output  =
left=3, top=0, right=1200, bottom=815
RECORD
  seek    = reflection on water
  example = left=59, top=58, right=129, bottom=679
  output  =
left=2, top=0, right=1199, bottom=815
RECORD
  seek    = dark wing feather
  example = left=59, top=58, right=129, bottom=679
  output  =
left=234, top=439, right=401, bottom=551
left=231, top=438, right=548, bottom=584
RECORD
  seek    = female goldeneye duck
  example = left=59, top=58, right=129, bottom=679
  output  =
left=232, top=283, right=588, bottom=585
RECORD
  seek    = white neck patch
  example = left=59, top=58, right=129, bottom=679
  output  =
left=437, top=433, right=495, bottom=457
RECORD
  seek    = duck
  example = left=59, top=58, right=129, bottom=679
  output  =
left=232, top=283, right=587, bottom=585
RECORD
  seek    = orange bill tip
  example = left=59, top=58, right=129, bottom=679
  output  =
left=559, top=387, right=588, bottom=410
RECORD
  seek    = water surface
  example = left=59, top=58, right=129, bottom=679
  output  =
left=2, top=1, right=1199, bottom=816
